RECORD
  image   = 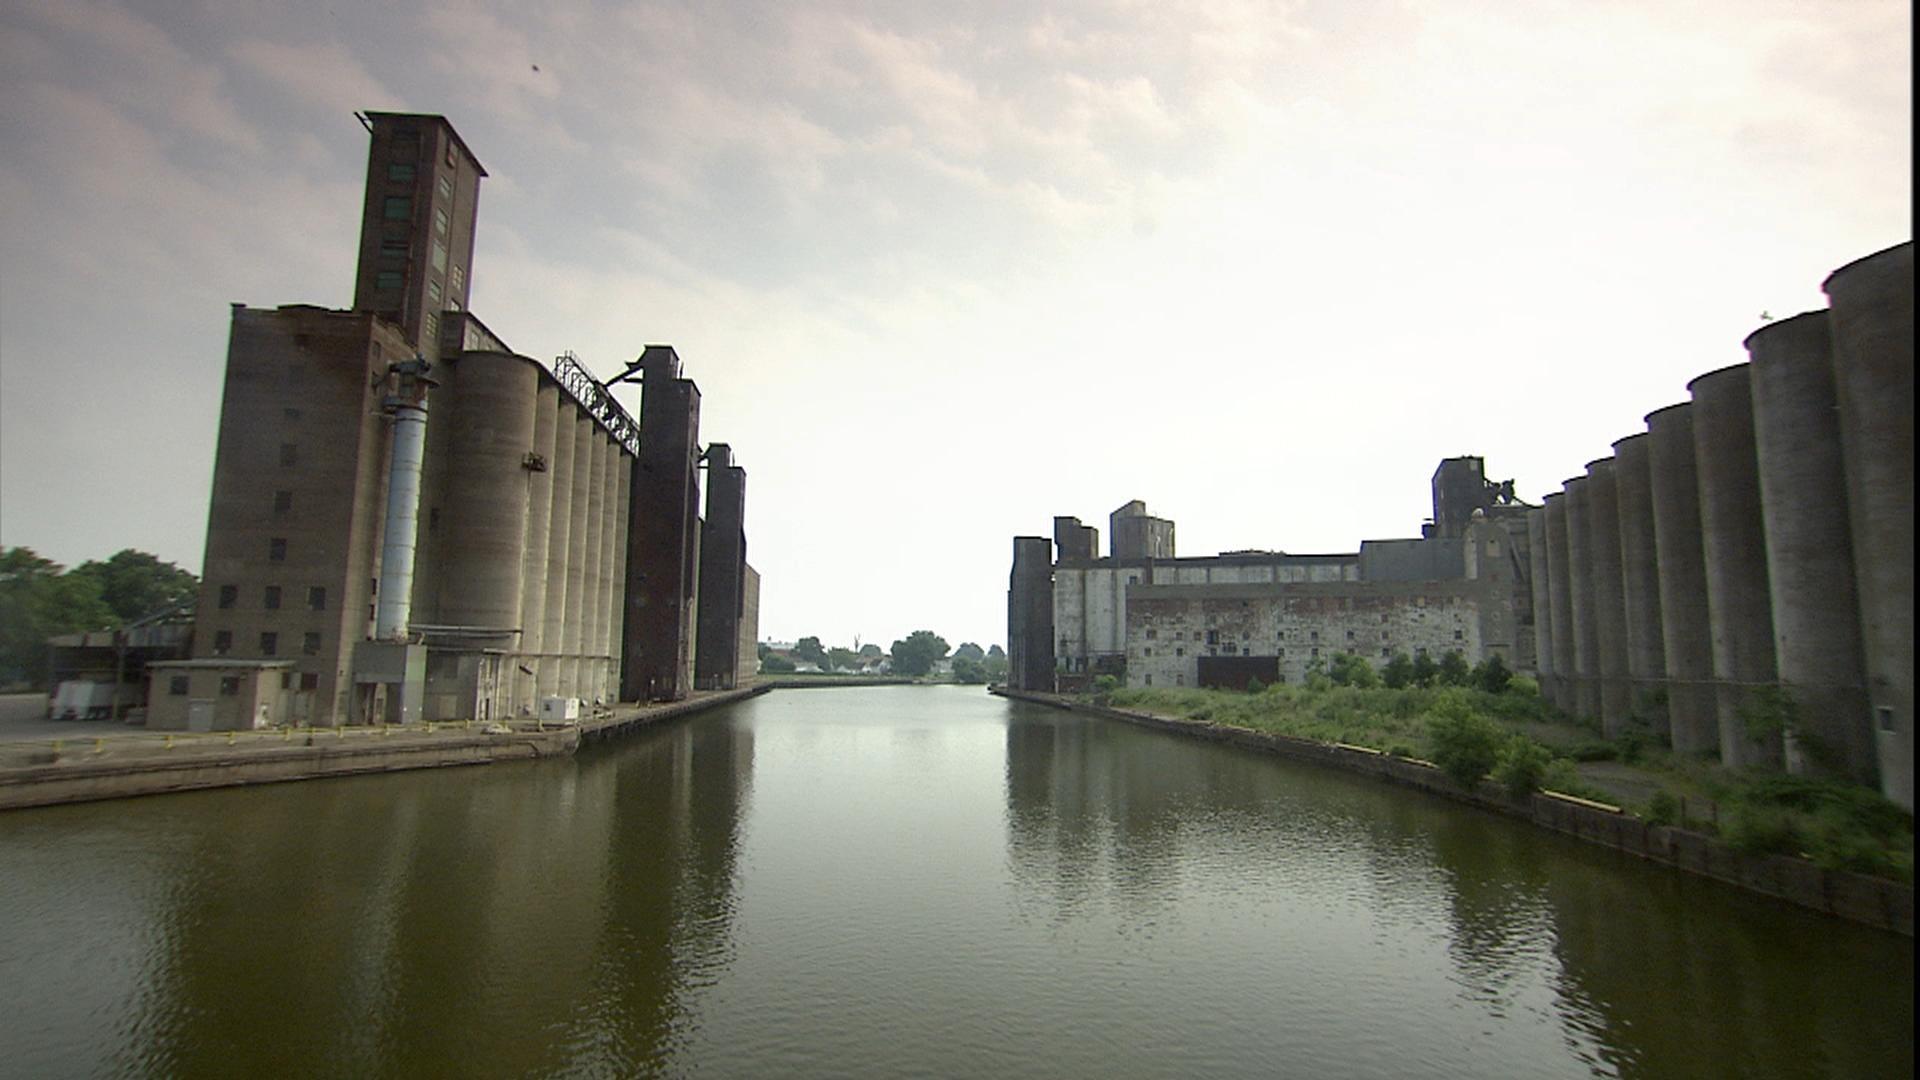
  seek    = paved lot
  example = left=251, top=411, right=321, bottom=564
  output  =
left=0, top=693, right=141, bottom=744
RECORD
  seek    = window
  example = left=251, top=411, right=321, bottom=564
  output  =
left=303, top=632, right=322, bottom=656
left=437, top=174, right=453, bottom=200
left=1175, top=647, right=1184, bottom=657
left=1278, top=647, right=1286, bottom=657
left=280, top=443, right=298, bottom=467
left=219, top=676, right=241, bottom=696
left=1206, top=630, right=1218, bottom=645
left=1346, top=630, right=1356, bottom=640
left=450, top=264, right=464, bottom=292
left=1382, top=649, right=1392, bottom=658
left=375, top=270, right=403, bottom=290
left=300, top=672, right=320, bottom=691
left=1879, top=706, right=1898, bottom=732
left=1309, top=630, right=1319, bottom=641
left=1144, top=674, right=1153, bottom=687
left=218, top=584, right=237, bottom=610
left=1176, top=674, right=1185, bottom=686
left=269, top=538, right=287, bottom=562
left=1143, top=648, right=1152, bottom=657
left=169, top=676, right=188, bottom=696
left=283, top=407, right=301, bottom=421
left=427, top=279, right=442, bottom=305
left=424, top=311, right=439, bottom=337
left=1454, top=629, right=1464, bottom=641
left=432, top=240, right=447, bottom=271
left=213, top=630, right=232, bottom=654
left=1382, top=630, right=1390, bottom=640
left=1145, top=630, right=1156, bottom=640
left=308, top=586, right=326, bottom=611
left=388, top=162, right=416, bottom=182
left=1310, top=647, right=1320, bottom=657
left=260, top=632, right=278, bottom=656
left=264, top=586, right=281, bottom=610
left=434, top=207, right=448, bottom=234
left=1241, top=647, right=1250, bottom=657
left=383, top=196, right=412, bottom=220
left=380, top=238, right=409, bottom=262
left=273, top=490, right=292, bottom=515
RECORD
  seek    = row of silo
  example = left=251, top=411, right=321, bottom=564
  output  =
left=1530, top=242, right=1911, bottom=808
left=420, top=351, right=636, bottom=718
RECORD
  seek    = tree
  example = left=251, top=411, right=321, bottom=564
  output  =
left=757, top=642, right=772, bottom=661
left=889, top=631, right=950, bottom=676
left=953, top=642, right=985, bottom=664
left=828, top=647, right=859, bottom=672
left=1471, top=653, right=1512, bottom=694
left=1382, top=651, right=1413, bottom=689
left=858, top=643, right=882, bottom=659
left=67, top=549, right=197, bottom=623
left=0, top=548, right=115, bottom=688
left=794, top=636, right=827, bottom=668
left=1427, top=694, right=1504, bottom=788
left=1410, top=651, right=1438, bottom=687
left=1438, top=650, right=1471, bottom=686
left=760, top=653, right=796, bottom=673
left=983, top=653, right=1009, bottom=683
left=1328, top=652, right=1378, bottom=688
left=952, top=657, right=987, bottom=684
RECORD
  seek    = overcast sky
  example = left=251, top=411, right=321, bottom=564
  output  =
left=0, top=0, right=1909, bottom=652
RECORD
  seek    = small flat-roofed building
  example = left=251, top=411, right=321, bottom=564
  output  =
left=146, top=659, right=296, bottom=732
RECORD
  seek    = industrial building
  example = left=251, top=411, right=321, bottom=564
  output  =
left=148, top=112, right=757, bottom=731
left=1530, top=242, right=1911, bottom=809
left=1010, top=464, right=1536, bottom=694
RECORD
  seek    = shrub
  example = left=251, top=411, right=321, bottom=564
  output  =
left=1246, top=677, right=1264, bottom=694
left=1568, top=741, right=1617, bottom=763
left=1492, top=737, right=1555, bottom=798
left=1505, top=674, right=1539, bottom=697
left=1438, top=650, right=1471, bottom=686
left=1410, top=652, right=1438, bottom=687
left=1644, top=790, right=1680, bottom=826
left=1470, top=654, right=1512, bottom=694
left=1426, top=695, right=1505, bottom=788
left=1327, top=653, right=1379, bottom=688
left=1091, top=674, right=1120, bottom=697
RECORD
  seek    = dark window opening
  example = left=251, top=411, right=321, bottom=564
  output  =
left=219, top=676, right=240, bottom=696
left=273, top=490, right=292, bottom=515
left=264, top=586, right=281, bottom=610
left=218, top=584, right=237, bottom=610
left=387, top=162, right=416, bottom=182
left=269, top=538, right=287, bottom=562
left=383, top=196, right=412, bottom=220
left=260, top=632, right=278, bottom=656
left=308, top=586, right=326, bottom=611
left=168, top=676, right=188, bottom=696
left=279, top=443, right=298, bottom=467
left=213, top=630, right=232, bottom=655
left=300, top=672, right=319, bottom=691
left=303, top=632, right=322, bottom=656
left=376, top=270, right=403, bottom=290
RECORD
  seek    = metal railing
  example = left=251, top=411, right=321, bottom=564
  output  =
left=553, top=352, right=641, bottom=456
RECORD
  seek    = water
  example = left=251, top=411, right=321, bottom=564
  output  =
left=0, top=686, right=1910, bottom=1077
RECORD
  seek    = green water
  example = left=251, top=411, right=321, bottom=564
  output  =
left=0, top=686, right=1909, bottom=1077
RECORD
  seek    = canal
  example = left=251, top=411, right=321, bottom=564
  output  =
left=0, top=686, right=1910, bottom=1077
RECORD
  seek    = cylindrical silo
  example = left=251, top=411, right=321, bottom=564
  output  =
left=542, top=399, right=577, bottom=701
left=1563, top=476, right=1601, bottom=722
left=516, top=381, right=559, bottom=715
left=1690, top=363, right=1780, bottom=769
left=1746, top=310, right=1874, bottom=782
left=1585, top=458, right=1632, bottom=735
left=1543, top=492, right=1576, bottom=714
left=1824, top=242, right=1914, bottom=809
left=1646, top=403, right=1716, bottom=756
left=596, top=434, right=622, bottom=702
left=1612, top=433, right=1668, bottom=738
left=437, top=353, right=537, bottom=632
left=609, top=450, right=633, bottom=702
left=562, top=412, right=594, bottom=696
left=579, top=430, right=607, bottom=703
left=1527, top=508, right=1555, bottom=692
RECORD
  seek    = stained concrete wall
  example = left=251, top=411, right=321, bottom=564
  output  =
left=1528, top=509, right=1555, bottom=688
left=1008, top=537, right=1055, bottom=691
left=1689, top=364, right=1780, bottom=769
left=1645, top=403, right=1717, bottom=756
left=1543, top=493, right=1576, bottom=714
left=1611, top=434, right=1667, bottom=737
left=1746, top=310, right=1873, bottom=783
left=1584, top=458, right=1632, bottom=734
left=1562, top=477, right=1601, bottom=721
left=1823, top=242, right=1914, bottom=809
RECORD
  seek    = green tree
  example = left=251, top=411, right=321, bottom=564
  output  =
left=1471, top=653, right=1512, bottom=694
left=1410, top=651, right=1438, bottom=687
left=794, top=636, right=828, bottom=668
left=1427, top=694, right=1505, bottom=788
left=952, top=657, right=988, bottom=684
left=986, top=644, right=1006, bottom=661
left=0, top=548, right=115, bottom=688
left=983, top=653, right=1009, bottom=683
left=757, top=642, right=772, bottom=661
left=859, top=643, right=883, bottom=659
left=67, top=549, right=197, bottom=623
left=828, top=647, right=859, bottom=672
left=1328, top=652, right=1379, bottom=688
left=760, top=653, right=796, bottom=673
left=953, top=642, right=986, bottom=664
left=889, top=631, right=950, bottom=676
left=1382, top=651, right=1413, bottom=689
left=1438, top=650, right=1471, bottom=686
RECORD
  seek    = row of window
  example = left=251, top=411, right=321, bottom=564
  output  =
left=217, top=584, right=325, bottom=611
left=208, top=630, right=324, bottom=657
left=168, top=671, right=322, bottom=695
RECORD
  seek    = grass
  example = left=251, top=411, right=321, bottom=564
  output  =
left=1089, top=680, right=1914, bottom=882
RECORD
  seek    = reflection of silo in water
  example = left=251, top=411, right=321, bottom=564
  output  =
left=1542, top=493, right=1576, bottom=715
left=1645, top=403, right=1716, bottom=756
left=1563, top=476, right=1601, bottom=721
left=1612, top=434, right=1667, bottom=737
left=1584, top=458, right=1632, bottom=734
left=1526, top=509, right=1555, bottom=698
left=1746, top=311, right=1873, bottom=782
left=1823, top=242, right=1914, bottom=810
left=1689, top=364, right=1780, bottom=769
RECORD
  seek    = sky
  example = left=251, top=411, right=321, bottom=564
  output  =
left=0, top=0, right=1910, bottom=653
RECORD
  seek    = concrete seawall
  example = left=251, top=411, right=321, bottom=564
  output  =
left=992, top=686, right=1912, bottom=936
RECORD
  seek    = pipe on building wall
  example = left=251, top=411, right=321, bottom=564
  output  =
left=1611, top=433, right=1667, bottom=738
left=1823, top=241, right=1914, bottom=809
left=1689, top=363, right=1781, bottom=769
left=1526, top=509, right=1554, bottom=691
left=542, top=398, right=577, bottom=701
left=1542, top=493, right=1576, bottom=715
left=1746, top=310, right=1874, bottom=783
left=375, top=398, right=428, bottom=640
left=1562, top=477, right=1601, bottom=721
left=1585, top=458, right=1632, bottom=735
left=1645, top=403, right=1717, bottom=757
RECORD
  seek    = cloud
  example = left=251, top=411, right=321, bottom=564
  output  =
left=229, top=38, right=400, bottom=115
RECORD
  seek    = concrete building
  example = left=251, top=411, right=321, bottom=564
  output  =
left=1528, top=241, right=1910, bottom=808
left=169, top=112, right=757, bottom=726
left=1010, top=460, right=1536, bottom=694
